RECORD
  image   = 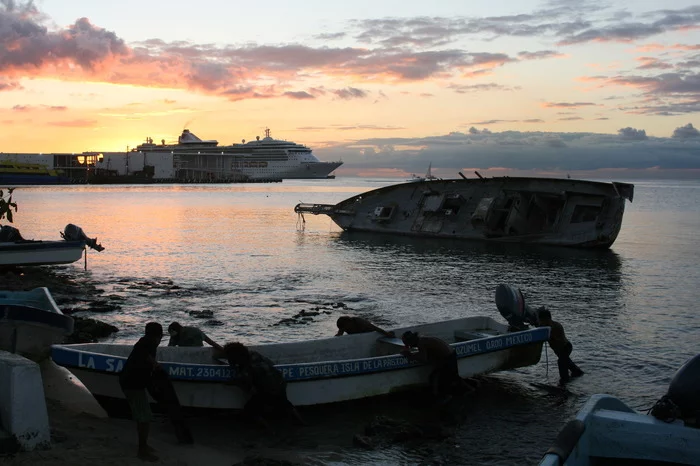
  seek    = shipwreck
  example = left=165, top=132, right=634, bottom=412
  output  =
left=295, top=176, right=634, bottom=248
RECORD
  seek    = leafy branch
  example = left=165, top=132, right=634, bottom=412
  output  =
left=0, top=188, right=18, bottom=223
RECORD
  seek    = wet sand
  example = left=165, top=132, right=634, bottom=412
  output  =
left=1, top=361, right=248, bottom=466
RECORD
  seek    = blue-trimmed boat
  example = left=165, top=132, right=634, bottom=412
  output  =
left=0, top=287, right=74, bottom=357
left=541, top=353, right=700, bottom=466
left=539, top=394, right=700, bottom=466
left=51, top=316, right=549, bottom=409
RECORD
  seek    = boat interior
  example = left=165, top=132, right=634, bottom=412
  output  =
left=57, top=316, right=508, bottom=366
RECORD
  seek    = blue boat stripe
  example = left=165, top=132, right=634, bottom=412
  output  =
left=51, top=327, right=549, bottom=383
left=0, top=305, right=74, bottom=333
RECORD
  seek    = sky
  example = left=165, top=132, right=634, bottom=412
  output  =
left=1, top=0, right=700, bottom=179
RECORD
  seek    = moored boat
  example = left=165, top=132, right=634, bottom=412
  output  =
left=295, top=176, right=634, bottom=248
left=0, top=223, right=104, bottom=267
left=51, top=314, right=549, bottom=411
left=0, top=287, right=74, bottom=357
left=0, top=161, right=68, bottom=185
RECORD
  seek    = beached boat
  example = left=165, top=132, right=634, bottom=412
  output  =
left=540, top=353, right=700, bottom=466
left=295, top=176, right=634, bottom=248
left=51, top=315, right=549, bottom=410
left=0, top=287, right=74, bottom=357
left=0, top=223, right=104, bottom=267
left=539, top=394, right=700, bottom=466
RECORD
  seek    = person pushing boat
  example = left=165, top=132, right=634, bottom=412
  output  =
left=335, top=316, right=395, bottom=338
left=401, top=330, right=466, bottom=401
left=167, top=321, right=223, bottom=351
left=223, top=342, right=305, bottom=432
left=537, top=307, right=584, bottom=386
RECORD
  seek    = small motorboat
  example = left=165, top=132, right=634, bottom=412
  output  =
left=540, top=354, right=700, bottom=466
left=0, top=223, right=104, bottom=267
left=0, top=287, right=74, bottom=358
left=52, top=284, right=549, bottom=411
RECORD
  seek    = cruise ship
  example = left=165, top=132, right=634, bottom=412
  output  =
left=121, top=128, right=342, bottom=181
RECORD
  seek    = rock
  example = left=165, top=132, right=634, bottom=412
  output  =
left=352, top=434, right=374, bottom=450
left=63, top=317, right=119, bottom=343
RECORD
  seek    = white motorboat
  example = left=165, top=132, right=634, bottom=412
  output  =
left=0, top=223, right=104, bottom=267
left=51, top=315, right=549, bottom=410
left=540, top=354, right=700, bottom=466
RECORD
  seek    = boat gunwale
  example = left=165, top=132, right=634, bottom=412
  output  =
left=51, top=326, right=549, bottom=383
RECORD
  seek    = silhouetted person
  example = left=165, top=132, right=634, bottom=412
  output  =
left=168, top=322, right=223, bottom=351
left=335, top=316, right=395, bottom=338
left=223, top=342, right=305, bottom=432
left=537, top=307, right=584, bottom=386
left=401, top=331, right=464, bottom=400
left=119, top=322, right=163, bottom=462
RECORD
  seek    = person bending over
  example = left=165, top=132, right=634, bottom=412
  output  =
left=335, top=316, right=395, bottom=338
left=401, top=330, right=464, bottom=400
left=168, top=321, right=223, bottom=351
left=223, top=342, right=305, bottom=432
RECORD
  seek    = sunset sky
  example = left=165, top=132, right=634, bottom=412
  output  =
left=1, top=0, right=699, bottom=178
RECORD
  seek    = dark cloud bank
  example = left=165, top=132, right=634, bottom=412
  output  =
left=315, top=123, right=700, bottom=179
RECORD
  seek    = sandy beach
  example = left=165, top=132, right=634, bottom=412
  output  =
left=1, top=360, right=321, bottom=466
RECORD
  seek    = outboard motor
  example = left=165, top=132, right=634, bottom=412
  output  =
left=651, top=353, right=700, bottom=424
left=61, top=224, right=105, bottom=252
left=495, top=284, right=539, bottom=331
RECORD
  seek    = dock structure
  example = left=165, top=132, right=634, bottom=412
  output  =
left=0, top=152, right=282, bottom=184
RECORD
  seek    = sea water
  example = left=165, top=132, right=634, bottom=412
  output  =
left=6, top=178, right=700, bottom=465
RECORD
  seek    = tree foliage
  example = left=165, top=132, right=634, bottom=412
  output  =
left=0, top=188, right=18, bottom=223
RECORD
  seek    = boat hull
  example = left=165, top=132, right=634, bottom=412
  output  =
left=0, top=240, right=85, bottom=266
left=295, top=177, right=634, bottom=248
left=52, top=317, right=548, bottom=410
left=0, top=287, right=74, bottom=357
left=280, top=162, right=344, bottom=179
left=0, top=174, right=64, bottom=185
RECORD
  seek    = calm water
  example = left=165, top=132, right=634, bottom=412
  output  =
left=5, top=178, right=700, bottom=465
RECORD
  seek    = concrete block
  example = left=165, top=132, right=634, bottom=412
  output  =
left=0, top=351, right=50, bottom=451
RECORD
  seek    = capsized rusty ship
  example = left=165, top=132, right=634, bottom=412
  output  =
left=294, top=176, right=634, bottom=248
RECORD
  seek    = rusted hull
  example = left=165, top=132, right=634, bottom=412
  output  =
left=296, top=177, right=634, bottom=248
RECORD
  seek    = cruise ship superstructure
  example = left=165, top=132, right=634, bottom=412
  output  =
left=118, top=128, right=342, bottom=182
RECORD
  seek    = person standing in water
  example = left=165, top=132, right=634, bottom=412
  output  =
left=537, top=307, right=584, bottom=385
